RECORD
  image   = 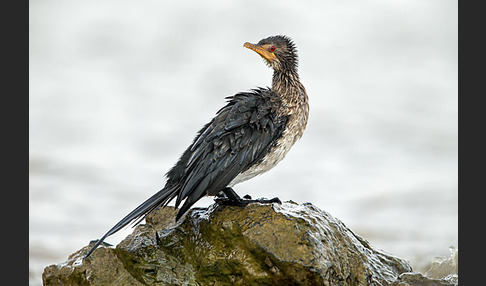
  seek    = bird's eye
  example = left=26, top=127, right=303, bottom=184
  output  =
left=270, top=46, right=276, bottom=52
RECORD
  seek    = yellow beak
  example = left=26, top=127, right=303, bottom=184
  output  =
left=244, top=42, right=276, bottom=62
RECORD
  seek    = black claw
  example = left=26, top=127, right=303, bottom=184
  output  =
left=214, top=187, right=282, bottom=207
left=215, top=192, right=226, bottom=199
left=258, top=197, right=282, bottom=204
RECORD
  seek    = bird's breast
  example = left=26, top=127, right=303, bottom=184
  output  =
left=229, top=97, right=309, bottom=187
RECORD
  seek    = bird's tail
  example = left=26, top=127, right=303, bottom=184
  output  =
left=84, top=185, right=179, bottom=258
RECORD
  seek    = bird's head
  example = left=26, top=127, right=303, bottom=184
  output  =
left=244, top=35, right=298, bottom=73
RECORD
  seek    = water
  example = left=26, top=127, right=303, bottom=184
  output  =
left=29, top=0, right=457, bottom=285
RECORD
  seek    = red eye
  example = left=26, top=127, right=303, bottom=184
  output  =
left=270, top=46, right=276, bottom=52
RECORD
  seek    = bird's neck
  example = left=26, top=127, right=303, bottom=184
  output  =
left=271, top=68, right=309, bottom=147
left=272, top=69, right=306, bottom=106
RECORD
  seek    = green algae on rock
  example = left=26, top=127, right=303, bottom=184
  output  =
left=44, top=201, right=414, bottom=285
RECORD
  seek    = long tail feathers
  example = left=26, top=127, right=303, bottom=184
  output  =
left=84, top=186, right=178, bottom=258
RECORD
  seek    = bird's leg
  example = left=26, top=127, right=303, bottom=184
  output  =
left=214, top=187, right=247, bottom=206
left=215, top=187, right=282, bottom=206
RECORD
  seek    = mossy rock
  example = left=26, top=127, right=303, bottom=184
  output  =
left=44, top=201, right=415, bottom=285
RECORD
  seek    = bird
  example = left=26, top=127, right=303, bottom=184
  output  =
left=85, top=35, right=309, bottom=258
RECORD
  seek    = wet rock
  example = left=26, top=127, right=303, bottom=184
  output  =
left=42, top=247, right=145, bottom=286
left=389, top=272, right=457, bottom=286
left=44, top=201, right=415, bottom=285
left=424, top=247, right=458, bottom=281
left=387, top=246, right=459, bottom=286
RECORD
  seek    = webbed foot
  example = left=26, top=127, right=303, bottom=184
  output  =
left=214, top=187, right=282, bottom=206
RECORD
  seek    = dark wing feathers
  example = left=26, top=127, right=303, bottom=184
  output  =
left=86, top=88, right=287, bottom=258
left=173, top=88, right=287, bottom=217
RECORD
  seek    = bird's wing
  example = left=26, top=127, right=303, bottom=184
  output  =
left=170, top=88, right=288, bottom=220
left=85, top=88, right=287, bottom=258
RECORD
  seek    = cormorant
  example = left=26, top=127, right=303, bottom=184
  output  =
left=85, top=35, right=309, bottom=258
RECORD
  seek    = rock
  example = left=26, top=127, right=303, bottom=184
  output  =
left=386, top=246, right=460, bottom=286
left=389, top=272, right=457, bottom=286
left=44, top=201, right=415, bottom=285
left=42, top=247, right=145, bottom=286
left=424, top=247, right=458, bottom=280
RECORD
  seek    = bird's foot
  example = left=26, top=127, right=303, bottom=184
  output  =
left=255, top=197, right=282, bottom=204
left=214, top=187, right=282, bottom=206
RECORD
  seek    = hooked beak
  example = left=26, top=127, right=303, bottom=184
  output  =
left=244, top=42, right=276, bottom=62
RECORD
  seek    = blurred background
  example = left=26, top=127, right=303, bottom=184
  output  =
left=29, top=0, right=457, bottom=285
